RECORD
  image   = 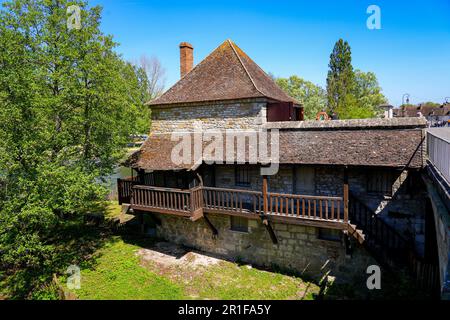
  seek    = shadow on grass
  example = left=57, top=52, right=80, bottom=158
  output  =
left=118, top=218, right=434, bottom=301
left=318, top=267, right=434, bottom=300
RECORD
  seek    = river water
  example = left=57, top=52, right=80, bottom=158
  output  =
left=105, top=166, right=133, bottom=200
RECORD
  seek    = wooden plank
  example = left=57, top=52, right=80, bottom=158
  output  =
left=319, top=200, right=323, bottom=219
left=202, top=213, right=218, bottom=236
left=263, top=175, right=268, bottom=216
left=331, top=200, right=335, bottom=220
left=204, top=208, right=260, bottom=220
left=190, top=208, right=204, bottom=222
left=131, top=205, right=191, bottom=217
left=268, top=192, right=343, bottom=201
left=308, top=199, right=311, bottom=218
left=302, top=199, right=305, bottom=217
left=267, top=214, right=346, bottom=230
left=262, top=218, right=278, bottom=244
left=344, top=168, right=349, bottom=223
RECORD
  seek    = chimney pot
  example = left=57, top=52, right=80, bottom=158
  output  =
left=179, top=42, right=194, bottom=78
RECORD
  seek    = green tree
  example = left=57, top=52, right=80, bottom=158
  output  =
left=332, top=69, right=388, bottom=119
left=0, top=0, right=148, bottom=298
left=353, top=70, right=387, bottom=117
left=276, top=76, right=327, bottom=120
left=326, top=39, right=387, bottom=119
left=326, top=39, right=355, bottom=114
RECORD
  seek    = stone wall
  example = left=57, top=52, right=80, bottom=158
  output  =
left=264, top=117, right=427, bottom=130
left=151, top=100, right=267, bottom=133
left=154, top=212, right=375, bottom=283
left=213, top=165, right=294, bottom=194
left=208, top=164, right=428, bottom=256
left=424, top=166, right=450, bottom=298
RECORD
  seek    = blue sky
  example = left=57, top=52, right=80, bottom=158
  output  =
left=5, top=0, right=450, bottom=105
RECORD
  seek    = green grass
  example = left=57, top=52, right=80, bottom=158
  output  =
left=189, top=264, right=318, bottom=300
left=105, top=201, right=123, bottom=219
left=0, top=202, right=385, bottom=300
left=68, top=237, right=319, bottom=300
left=72, top=238, right=183, bottom=300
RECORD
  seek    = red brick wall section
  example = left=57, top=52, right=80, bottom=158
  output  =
left=180, top=42, right=194, bottom=78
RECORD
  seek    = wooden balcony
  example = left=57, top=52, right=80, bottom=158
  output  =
left=118, top=178, right=351, bottom=231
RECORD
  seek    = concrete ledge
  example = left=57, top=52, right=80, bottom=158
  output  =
left=422, top=168, right=450, bottom=300
left=264, top=117, right=427, bottom=131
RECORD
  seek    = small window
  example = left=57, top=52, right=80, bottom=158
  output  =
left=318, top=228, right=341, bottom=242
left=230, top=216, right=248, bottom=233
left=235, top=166, right=250, bottom=187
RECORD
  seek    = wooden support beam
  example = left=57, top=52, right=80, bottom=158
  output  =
left=138, top=213, right=145, bottom=234
left=261, top=174, right=278, bottom=244
left=343, top=230, right=353, bottom=256
left=190, top=208, right=204, bottom=222
left=343, top=167, right=349, bottom=223
left=269, top=215, right=346, bottom=230
left=262, top=175, right=268, bottom=216
left=196, top=172, right=204, bottom=186
left=262, top=218, right=278, bottom=244
left=203, top=213, right=218, bottom=238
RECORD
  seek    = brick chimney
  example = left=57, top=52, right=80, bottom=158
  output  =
left=179, top=42, right=193, bottom=78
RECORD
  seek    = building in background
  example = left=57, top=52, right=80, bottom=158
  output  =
left=118, top=40, right=443, bottom=297
left=394, top=103, right=450, bottom=127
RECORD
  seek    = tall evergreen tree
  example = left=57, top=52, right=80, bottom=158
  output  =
left=326, top=39, right=355, bottom=114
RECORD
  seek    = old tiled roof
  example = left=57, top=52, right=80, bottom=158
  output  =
left=127, top=119, right=426, bottom=171
left=277, top=129, right=424, bottom=168
left=124, top=134, right=198, bottom=171
left=394, top=104, right=450, bottom=117
left=148, top=40, right=298, bottom=106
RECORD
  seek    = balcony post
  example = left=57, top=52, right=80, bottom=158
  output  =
left=263, top=175, right=268, bottom=215
left=343, top=167, right=349, bottom=223
left=117, top=178, right=123, bottom=205
left=189, top=188, right=195, bottom=214
left=262, top=174, right=277, bottom=244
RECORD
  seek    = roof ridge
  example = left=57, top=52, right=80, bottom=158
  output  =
left=148, top=39, right=298, bottom=106
left=180, top=40, right=226, bottom=79
left=227, top=39, right=265, bottom=98
left=148, top=41, right=230, bottom=105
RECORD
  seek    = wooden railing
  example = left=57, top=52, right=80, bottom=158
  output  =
left=117, top=177, right=138, bottom=205
left=190, top=186, right=204, bottom=218
left=349, top=193, right=441, bottom=296
left=119, top=181, right=346, bottom=224
left=349, top=193, right=410, bottom=266
left=203, top=187, right=263, bottom=216
left=131, top=185, right=191, bottom=215
left=201, top=187, right=346, bottom=223
left=267, top=193, right=345, bottom=221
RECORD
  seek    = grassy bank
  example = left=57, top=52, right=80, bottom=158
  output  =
left=67, top=236, right=319, bottom=300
